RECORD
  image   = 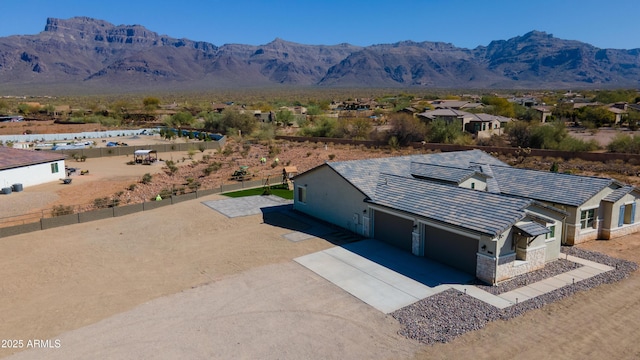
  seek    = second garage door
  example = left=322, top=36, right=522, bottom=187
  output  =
left=373, top=210, right=414, bottom=252
left=423, top=225, right=478, bottom=275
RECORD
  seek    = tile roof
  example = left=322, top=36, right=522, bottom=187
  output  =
left=514, top=221, right=550, bottom=237
left=602, top=185, right=636, bottom=203
left=410, top=162, right=484, bottom=184
left=327, top=149, right=507, bottom=198
left=0, top=147, right=66, bottom=171
left=416, top=108, right=471, bottom=119
left=487, top=165, right=614, bottom=207
left=370, top=173, right=531, bottom=236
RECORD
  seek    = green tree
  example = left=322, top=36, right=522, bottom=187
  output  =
left=143, top=97, right=161, bottom=111
left=425, top=119, right=463, bottom=144
left=300, top=117, right=337, bottom=138
left=575, top=106, right=615, bottom=127
left=219, top=109, right=256, bottom=135
left=167, top=111, right=195, bottom=130
left=275, top=109, right=294, bottom=126
left=385, top=113, right=426, bottom=145
left=505, top=121, right=533, bottom=148
left=607, top=134, right=640, bottom=154
left=481, top=96, right=516, bottom=118
left=592, top=89, right=636, bottom=104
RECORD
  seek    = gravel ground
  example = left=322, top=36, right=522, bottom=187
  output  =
left=392, top=247, right=638, bottom=345
left=473, top=258, right=583, bottom=295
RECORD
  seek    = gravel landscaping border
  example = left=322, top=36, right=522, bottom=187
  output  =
left=391, top=247, right=638, bottom=345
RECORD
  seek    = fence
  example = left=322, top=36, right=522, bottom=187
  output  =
left=0, top=178, right=267, bottom=238
left=275, top=135, right=640, bottom=163
left=49, top=138, right=226, bottom=159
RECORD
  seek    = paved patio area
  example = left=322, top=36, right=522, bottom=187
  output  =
left=201, top=195, right=292, bottom=218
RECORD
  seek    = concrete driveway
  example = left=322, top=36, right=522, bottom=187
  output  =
left=295, top=239, right=475, bottom=313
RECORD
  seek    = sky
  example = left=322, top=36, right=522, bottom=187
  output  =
left=1, top=0, right=638, bottom=49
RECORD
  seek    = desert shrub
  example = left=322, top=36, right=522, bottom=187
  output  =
left=299, top=117, right=337, bottom=138
left=388, top=136, right=400, bottom=150
left=164, top=160, right=178, bottom=175
left=51, top=205, right=74, bottom=217
left=607, top=134, right=640, bottom=154
left=255, top=123, right=276, bottom=141
left=328, top=154, right=336, bottom=160
left=425, top=119, right=463, bottom=144
left=198, top=144, right=206, bottom=152
left=222, top=146, right=233, bottom=156
left=128, top=184, right=137, bottom=191
left=386, top=113, right=426, bottom=145
left=141, top=173, right=152, bottom=184
left=93, top=197, right=110, bottom=209
left=268, top=144, right=281, bottom=157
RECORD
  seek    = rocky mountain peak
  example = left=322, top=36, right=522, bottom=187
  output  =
left=1, top=17, right=639, bottom=92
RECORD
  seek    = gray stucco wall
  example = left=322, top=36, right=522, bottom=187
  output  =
left=294, top=165, right=367, bottom=234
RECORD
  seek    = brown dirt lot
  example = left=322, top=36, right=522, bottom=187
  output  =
left=2, top=193, right=640, bottom=359
left=2, top=123, right=640, bottom=358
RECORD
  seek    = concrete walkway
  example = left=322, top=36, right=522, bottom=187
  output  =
left=295, top=241, right=615, bottom=313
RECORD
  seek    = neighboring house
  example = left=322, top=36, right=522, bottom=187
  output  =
left=416, top=109, right=512, bottom=139
left=0, top=147, right=66, bottom=188
left=607, top=106, right=626, bottom=124
left=533, top=106, right=554, bottom=123
left=509, top=97, right=538, bottom=107
left=293, top=150, right=639, bottom=284
left=463, top=113, right=511, bottom=139
left=430, top=100, right=484, bottom=110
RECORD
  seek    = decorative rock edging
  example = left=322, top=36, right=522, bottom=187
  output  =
left=391, top=247, right=638, bottom=345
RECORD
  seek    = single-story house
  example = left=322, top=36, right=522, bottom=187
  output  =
left=0, top=147, right=66, bottom=189
left=416, top=109, right=512, bottom=139
left=293, top=150, right=639, bottom=284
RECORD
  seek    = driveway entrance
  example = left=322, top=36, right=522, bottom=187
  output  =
left=295, top=239, right=475, bottom=313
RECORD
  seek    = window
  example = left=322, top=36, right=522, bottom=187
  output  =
left=619, top=203, right=637, bottom=226
left=51, top=163, right=59, bottom=174
left=297, top=186, right=307, bottom=203
left=545, top=225, right=556, bottom=240
left=471, top=182, right=475, bottom=189
left=580, top=208, right=596, bottom=229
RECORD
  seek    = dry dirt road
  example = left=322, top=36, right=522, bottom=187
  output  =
left=1, top=191, right=640, bottom=359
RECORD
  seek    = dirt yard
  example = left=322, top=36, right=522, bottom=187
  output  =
left=1, top=130, right=414, bottom=222
left=2, top=193, right=640, bottom=359
left=2, top=122, right=640, bottom=359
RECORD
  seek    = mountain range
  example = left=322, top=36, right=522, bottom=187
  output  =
left=1, top=16, right=639, bottom=93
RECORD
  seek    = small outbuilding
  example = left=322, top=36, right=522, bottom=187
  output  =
left=0, top=147, right=66, bottom=189
left=134, top=150, right=158, bottom=165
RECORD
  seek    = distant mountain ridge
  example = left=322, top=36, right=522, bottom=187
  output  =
left=0, top=16, right=639, bottom=92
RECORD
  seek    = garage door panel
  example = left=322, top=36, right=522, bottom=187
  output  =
left=374, top=210, right=413, bottom=252
left=424, top=225, right=477, bottom=275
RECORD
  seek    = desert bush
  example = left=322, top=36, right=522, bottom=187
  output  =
left=128, top=183, right=137, bottom=191
left=51, top=205, right=74, bottom=217
left=386, top=113, right=426, bottom=145
left=164, top=160, right=179, bottom=175
left=93, top=197, right=110, bottom=209
left=141, top=173, right=152, bottom=184
left=607, top=134, right=640, bottom=154
left=425, top=119, right=464, bottom=144
left=299, top=117, right=337, bottom=138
